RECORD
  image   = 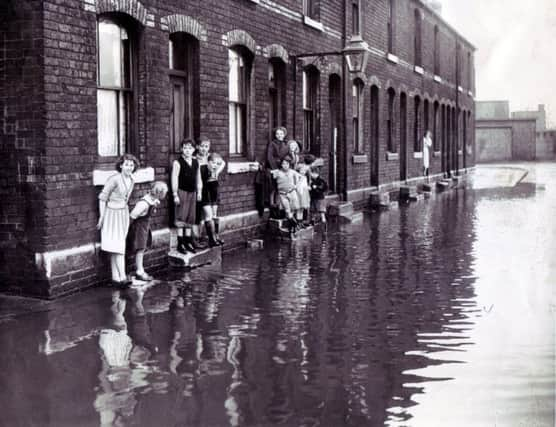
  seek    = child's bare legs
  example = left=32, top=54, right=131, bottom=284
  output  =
left=111, top=253, right=127, bottom=282
left=203, top=205, right=219, bottom=247
left=109, top=254, right=119, bottom=282
left=211, top=205, right=224, bottom=245
left=135, top=250, right=145, bottom=275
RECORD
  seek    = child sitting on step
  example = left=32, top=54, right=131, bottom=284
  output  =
left=272, top=155, right=302, bottom=233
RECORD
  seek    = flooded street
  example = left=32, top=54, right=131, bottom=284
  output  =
left=0, top=163, right=554, bottom=427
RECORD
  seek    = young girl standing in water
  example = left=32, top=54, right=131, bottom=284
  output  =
left=97, top=154, right=139, bottom=286
left=128, top=181, right=168, bottom=281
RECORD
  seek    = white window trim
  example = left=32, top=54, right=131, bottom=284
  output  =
left=93, top=167, right=155, bottom=186
left=386, top=53, right=399, bottom=64
left=227, top=161, right=260, bottom=175
left=303, top=15, right=324, bottom=31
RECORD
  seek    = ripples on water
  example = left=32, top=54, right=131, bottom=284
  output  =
left=0, top=164, right=554, bottom=427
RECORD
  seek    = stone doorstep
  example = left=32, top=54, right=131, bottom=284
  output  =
left=369, top=191, right=391, bottom=208
left=168, top=246, right=222, bottom=269
left=267, top=218, right=315, bottom=240
left=327, top=201, right=354, bottom=217
left=421, top=183, right=433, bottom=192
left=436, top=180, right=451, bottom=191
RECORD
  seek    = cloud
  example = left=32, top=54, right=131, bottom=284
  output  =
left=441, top=0, right=556, bottom=126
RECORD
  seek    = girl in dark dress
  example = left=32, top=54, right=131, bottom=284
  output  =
left=128, top=181, right=168, bottom=281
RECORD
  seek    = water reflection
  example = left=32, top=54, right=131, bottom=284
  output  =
left=0, top=164, right=554, bottom=426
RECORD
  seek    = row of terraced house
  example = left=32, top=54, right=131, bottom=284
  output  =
left=0, top=0, right=476, bottom=297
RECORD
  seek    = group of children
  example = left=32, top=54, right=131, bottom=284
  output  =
left=98, top=131, right=328, bottom=286
left=268, top=127, right=328, bottom=233
left=98, top=139, right=225, bottom=286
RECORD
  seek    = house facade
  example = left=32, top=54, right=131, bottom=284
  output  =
left=0, top=0, right=476, bottom=297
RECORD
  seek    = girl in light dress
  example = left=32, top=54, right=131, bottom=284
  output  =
left=97, top=154, right=139, bottom=286
left=272, top=155, right=303, bottom=233
left=287, top=140, right=311, bottom=225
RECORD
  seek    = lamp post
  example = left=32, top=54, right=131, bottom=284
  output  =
left=291, top=35, right=370, bottom=200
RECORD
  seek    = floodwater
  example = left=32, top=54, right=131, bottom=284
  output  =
left=0, top=163, right=554, bottom=427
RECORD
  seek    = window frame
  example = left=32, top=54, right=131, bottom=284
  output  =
left=352, top=0, right=361, bottom=36
left=434, top=25, right=440, bottom=76
left=96, top=15, right=137, bottom=158
left=303, top=0, right=318, bottom=20
left=387, top=88, right=396, bottom=153
left=352, top=79, right=364, bottom=153
left=303, top=66, right=320, bottom=153
left=387, top=0, right=395, bottom=54
left=413, top=96, right=421, bottom=152
left=228, top=47, right=252, bottom=157
left=414, top=9, right=422, bottom=67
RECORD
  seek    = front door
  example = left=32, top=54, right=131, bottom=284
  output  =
left=400, top=93, right=407, bottom=181
left=328, top=75, right=341, bottom=193
left=370, top=86, right=379, bottom=186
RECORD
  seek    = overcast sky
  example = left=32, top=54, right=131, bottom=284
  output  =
left=440, top=0, right=556, bottom=127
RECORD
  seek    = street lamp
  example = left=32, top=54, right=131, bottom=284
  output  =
left=342, top=35, right=370, bottom=74
left=291, top=36, right=370, bottom=199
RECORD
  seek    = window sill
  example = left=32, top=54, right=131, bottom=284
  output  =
left=303, top=15, right=324, bottom=32
left=227, top=161, right=260, bottom=175
left=413, top=152, right=423, bottom=159
left=458, top=85, right=463, bottom=93
left=468, top=90, right=473, bottom=97
left=386, top=53, right=399, bottom=64
left=434, top=74, right=442, bottom=83
left=93, top=167, right=155, bottom=186
left=414, top=65, right=424, bottom=75
left=248, top=0, right=260, bottom=3
left=433, top=151, right=441, bottom=158
left=386, top=151, right=399, bottom=161
left=458, top=149, right=463, bottom=155
left=352, top=154, right=368, bottom=164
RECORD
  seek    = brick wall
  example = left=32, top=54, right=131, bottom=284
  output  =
left=0, top=0, right=49, bottom=294
left=1, top=0, right=476, bottom=296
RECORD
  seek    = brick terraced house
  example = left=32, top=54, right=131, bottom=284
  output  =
left=0, top=0, right=476, bottom=297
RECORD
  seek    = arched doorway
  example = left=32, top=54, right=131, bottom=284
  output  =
left=328, top=74, right=341, bottom=194
left=400, top=92, right=408, bottom=181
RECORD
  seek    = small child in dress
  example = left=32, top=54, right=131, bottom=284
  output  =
left=128, top=181, right=168, bottom=281
left=309, top=167, right=328, bottom=225
left=196, top=138, right=226, bottom=246
left=272, top=155, right=302, bottom=233
left=200, top=152, right=225, bottom=246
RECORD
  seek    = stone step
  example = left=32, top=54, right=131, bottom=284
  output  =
left=327, top=201, right=354, bottom=217
left=436, top=180, right=451, bottom=191
left=268, top=218, right=315, bottom=240
left=168, top=246, right=222, bottom=269
left=370, top=191, right=391, bottom=208
left=351, top=212, right=364, bottom=223
left=420, top=183, right=432, bottom=192
left=400, top=185, right=419, bottom=201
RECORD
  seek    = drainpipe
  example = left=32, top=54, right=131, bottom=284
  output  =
left=293, top=56, right=297, bottom=140
left=455, top=41, right=460, bottom=175
left=341, top=0, right=348, bottom=201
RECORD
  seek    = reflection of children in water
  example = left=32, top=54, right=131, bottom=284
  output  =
left=95, top=291, right=136, bottom=426
left=225, top=334, right=253, bottom=427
